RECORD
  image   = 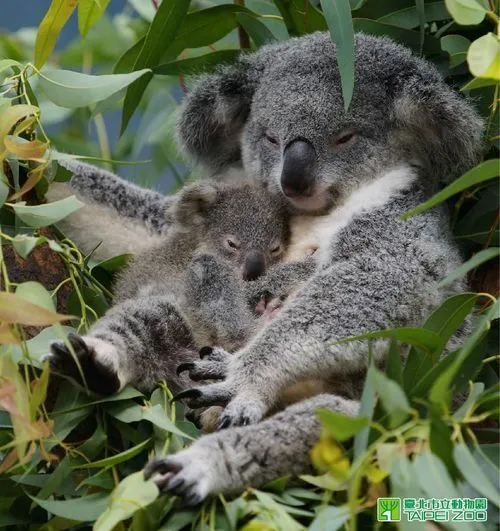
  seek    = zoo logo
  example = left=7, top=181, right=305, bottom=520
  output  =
left=377, top=498, right=401, bottom=522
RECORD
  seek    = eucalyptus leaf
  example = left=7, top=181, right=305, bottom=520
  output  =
left=120, top=0, right=191, bottom=134
left=403, top=159, right=500, bottom=218
left=320, top=0, right=355, bottom=111
left=29, top=492, right=109, bottom=522
left=315, top=409, right=369, bottom=441
left=94, top=471, right=159, bottom=531
left=439, top=248, right=500, bottom=287
left=37, top=68, right=152, bottom=109
left=11, top=196, right=84, bottom=228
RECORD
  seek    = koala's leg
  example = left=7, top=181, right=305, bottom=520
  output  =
left=183, top=253, right=256, bottom=351
left=144, top=393, right=359, bottom=504
left=45, top=296, right=198, bottom=395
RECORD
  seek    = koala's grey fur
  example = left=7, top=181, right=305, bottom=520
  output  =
left=46, top=180, right=290, bottom=397
left=48, top=32, right=483, bottom=502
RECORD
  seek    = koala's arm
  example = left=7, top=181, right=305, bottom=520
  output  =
left=244, top=257, right=317, bottom=309
left=57, top=159, right=173, bottom=232
left=145, top=393, right=359, bottom=502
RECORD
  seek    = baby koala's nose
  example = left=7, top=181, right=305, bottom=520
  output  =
left=243, top=251, right=266, bottom=281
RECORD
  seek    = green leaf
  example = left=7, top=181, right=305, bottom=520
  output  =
left=353, top=18, right=441, bottom=55
left=94, top=471, right=159, bottom=531
left=15, top=281, right=56, bottom=312
left=34, top=0, right=78, bottom=69
left=386, top=336, right=403, bottom=385
left=114, top=38, right=145, bottom=74
left=29, top=492, right=109, bottom=522
left=142, top=404, right=195, bottom=439
left=444, top=0, right=489, bottom=25
left=373, top=368, right=410, bottom=427
left=353, top=362, right=376, bottom=460
left=462, top=76, right=498, bottom=90
left=309, top=506, right=350, bottom=531
left=315, top=409, right=369, bottom=441
left=403, top=159, right=500, bottom=218
left=430, top=299, right=499, bottom=405
left=422, top=293, right=478, bottom=351
left=440, top=248, right=500, bottom=287
left=153, top=50, right=241, bottom=76
left=236, top=13, right=277, bottom=47
left=467, top=33, right=500, bottom=80
left=441, top=34, right=470, bottom=67
left=337, top=327, right=442, bottom=352
left=320, top=0, right=355, bottom=111
left=75, top=438, right=152, bottom=469
left=78, top=0, right=111, bottom=38
left=377, top=1, right=450, bottom=29
left=120, top=0, right=191, bottom=134
left=454, top=443, right=500, bottom=506
left=37, top=68, right=152, bottom=109
left=273, top=0, right=327, bottom=35
left=414, top=451, right=460, bottom=498
left=11, top=196, right=83, bottom=228
left=452, top=382, right=485, bottom=419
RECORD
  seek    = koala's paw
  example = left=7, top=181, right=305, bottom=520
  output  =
left=216, top=395, right=267, bottom=430
left=144, top=442, right=226, bottom=505
left=176, top=346, right=231, bottom=382
left=43, top=333, right=120, bottom=395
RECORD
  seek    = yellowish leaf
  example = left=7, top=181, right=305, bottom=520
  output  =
left=34, top=0, right=79, bottom=69
left=78, top=0, right=110, bottom=37
left=4, top=138, right=48, bottom=160
left=241, top=521, right=276, bottom=531
left=310, top=431, right=350, bottom=479
left=365, top=463, right=389, bottom=484
left=8, top=165, right=47, bottom=201
left=0, top=292, right=71, bottom=325
left=0, top=105, right=39, bottom=154
left=0, top=322, right=21, bottom=344
left=467, top=33, right=500, bottom=80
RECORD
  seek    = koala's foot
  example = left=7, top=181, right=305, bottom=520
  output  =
left=144, top=433, right=238, bottom=505
left=254, top=292, right=286, bottom=320
left=44, top=333, right=120, bottom=395
left=176, top=346, right=231, bottom=381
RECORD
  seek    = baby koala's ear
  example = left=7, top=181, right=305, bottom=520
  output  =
left=168, top=181, right=219, bottom=227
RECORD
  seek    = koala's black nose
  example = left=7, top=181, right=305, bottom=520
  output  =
left=281, top=139, right=316, bottom=198
left=243, top=251, right=266, bottom=281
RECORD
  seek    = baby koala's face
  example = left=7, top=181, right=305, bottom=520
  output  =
left=203, top=184, right=289, bottom=281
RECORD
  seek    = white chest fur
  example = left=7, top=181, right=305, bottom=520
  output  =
left=282, top=166, right=417, bottom=262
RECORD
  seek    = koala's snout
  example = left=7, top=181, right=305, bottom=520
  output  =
left=281, top=139, right=316, bottom=198
left=243, top=251, right=266, bottom=281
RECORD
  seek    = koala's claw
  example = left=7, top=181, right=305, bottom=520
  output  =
left=144, top=447, right=218, bottom=505
left=177, top=347, right=231, bottom=382
left=171, top=388, right=203, bottom=402
left=216, top=398, right=266, bottom=429
left=172, top=382, right=234, bottom=408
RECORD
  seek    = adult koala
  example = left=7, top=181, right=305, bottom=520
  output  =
left=51, top=32, right=483, bottom=504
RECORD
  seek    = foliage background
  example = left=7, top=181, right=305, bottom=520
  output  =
left=0, top=0, right=499, bottom=529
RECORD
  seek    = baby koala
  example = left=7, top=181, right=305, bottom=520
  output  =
left=45, top=179, right=290, bottom=398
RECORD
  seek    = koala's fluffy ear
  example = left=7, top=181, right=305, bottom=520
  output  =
left=392, top=68, right=484, bottom=184
left=168, top=182, right=219, bottom=227
left=177, top=59, right=256, bottom=173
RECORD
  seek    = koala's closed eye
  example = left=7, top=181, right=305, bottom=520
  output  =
left=263, top=133, right=280, bottom=149
left=269, top=242, right=283, bottom=256
left=333, top=131, right=356, bottom=148
left=225, top=236, right=241, bottom=251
